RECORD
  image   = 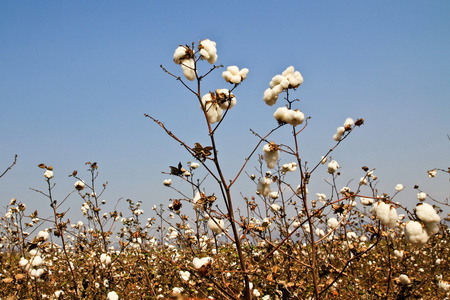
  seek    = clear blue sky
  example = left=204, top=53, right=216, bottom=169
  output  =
left=1, top=1, right=449, bottom=222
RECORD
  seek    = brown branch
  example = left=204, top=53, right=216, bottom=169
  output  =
left=0, top=154, right=17, bottom=179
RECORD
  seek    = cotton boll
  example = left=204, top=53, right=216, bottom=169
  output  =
left=343, top=118, right=354, bottom=128
left=395, top=184, right=404, bottom=192
left=263, top=88, right=278, bottom=106
left=208, top=218, right=224, bottom=234
left=193, top=257, right=212, bottom=269
left=216, top=89, right=236, bottom=110
left=398, top=274, right=411, bottom=285
left=415, top=203, right=440, bottom=224
left=327, top=218, right=339, bottom=229
left=293, top=71, right=304, bottom=86
left=270, top=75, right=286, bottom=88
left=270, top=203, right=281, bottom=212
left=263, top=143, right=280, bottom=169
left=289, top=110, right=305, bottom=126
left=327, top=160, right=340, bottom=174
left=370, top=201, right=397, bottom=228
left=360, top=197, right=374, bottom=206
left=417, top=191, right=427, bottom=202
left=279, top=78, right=290, bottom=89
left=393, top=250, right=404, bottom=258
left=173, top=46, right=189, bottom=64
left=230, top=75, right=241, bottom=84
left=269, top=191, right=279, bottom=199
left=222, top=71, right=233, bottom=82
left=199, top=39, right=217, bottom=64
left=256, top=177, right=272, bottom=197
left=315, top=228, right=325, bottom=237
left=272, top=84, right=284, bottom=95
left=282, top=66, right=295, bottom=76
left=424, top=222, right=439, bottom=236
left=227, top=65, right=239, bottom=75
left=239, top=68, right=249, bottom=79
left=180, top=58, right=196, bottom=81
left=405, top=221, right=429, bottom=246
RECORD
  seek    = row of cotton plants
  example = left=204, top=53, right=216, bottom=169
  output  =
left=1, top=38, right=449, bottom=300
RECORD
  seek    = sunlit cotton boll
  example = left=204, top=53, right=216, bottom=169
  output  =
left=263, top=142, right=280, bottom=169
left=163, top=179, right=172, bottom=186
left=405, top=221, right=429, bottom=246
left=208, top=218, right=224, bottom=234
left=37, top=230, right=49, bottom=241
left=370, top=201, right=398, bottom=228
left=199, top=39, right=217, bottom=64
left=100, top=253, right=112, bottom=266
left=263, top=88, right=279, bottom=106
left=173, top=45, right=190, bottom=64
left=417, top=191, right=427, bottom=202
left=180, top=58, right=196, bottom=81
left=215, top=89, right=237, bottom=110
left=395, top=184, right=404, bottom=192
left=74, top=180, right=85, bottom=191
left=273, top=107, right=304, bottom=126
left=360, top=197, right=374, bottom=206
left=107, top=291, right=119, bottom=300
left=201, top=92, right=223, bottom=124
left=179, top=270, right=190, bottom=281
left=327, top=218, right=339, bottom=229
left=398, top=274, right=411, bottom=285
left=222, top=66, right=249, bottom=84
left=327, top=160, right=340, bottom=174
left=190, top=162, right=199, bottom=169
left=193, top=257, right=212, bottom=269
left=270, top=203, right=281, bottom=212
left=44, top=170, right=53, bottom=179
left=415, top=203, right=440, bottom=224
left=333, top=126, right=345, bottom=141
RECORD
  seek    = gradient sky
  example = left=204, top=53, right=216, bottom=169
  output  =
left=1, top=1, right=449, bottom=224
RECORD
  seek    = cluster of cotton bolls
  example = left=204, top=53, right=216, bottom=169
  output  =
left=173, top=39, right=217, bottom=82
left=192, top=256, right=213, bottom=269
left=19, top=249, right=46, bottom=278
left=273, top=106, right=305, bottom=126
left=333, top=118, right=354, bottom=141
left=222, top=65, right=249, bottom=84
left=201, top=89, right=236, bottom=124
left=263, top=66, right=304, bottom=106
left=370, top=201, right=398, bottom=228
left=404, top=203, right=441, bottom=247
left=263, top=142, right=280, bottom=169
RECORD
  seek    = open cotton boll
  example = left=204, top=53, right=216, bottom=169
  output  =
left=282, top=66, right=295, bottom=76
left=327, top=160, right=340, bottom=174
left=216, top=89, right=237, bottom=110
left=424, top=222, right=439, bottom=236
left=227, top=65, right=240, bottom=75
left=263, top=143, right=280, bottom=169
left=273, top=107, right=290, bottom=124
left=193, top=257, right=212, bottom=269
left=327, top=217, right=339, bottom=229
left=263, top=88, right=278, bottom=106
left=343, top=118, right=354, bottom=128
left=180, top=58, right=196, bottom=81
left=395, top=184, right=404, bottom=192
left=398, top=274, right=411, bottom=285
left=360, top=197, right=374, bottom=206
left=222, top=71, right=233, bottom=82
left=173, top=45, right=190, bottom=64
left=370, top=201, right=398, bottom=228
left=415, top=203, right=440, bottom=224
left=270, top=75, right=286, bottom=88
left=417, top=191, right=427, bottom=201
left=199, top=39, right=217, bottom=64
left=405, top=221, right=429, bottom=246
left=272, top=84, right=284, bottom=95
left=289, top=110, right=305, bottom=126
left=208, top=218, right=224, bottom=234
left=239, top=68, right=249, bottom=79
left=257, top=177, right=272, bottom=197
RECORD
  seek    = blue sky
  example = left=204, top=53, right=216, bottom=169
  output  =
left=1, top=1, right=449, bottom=222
